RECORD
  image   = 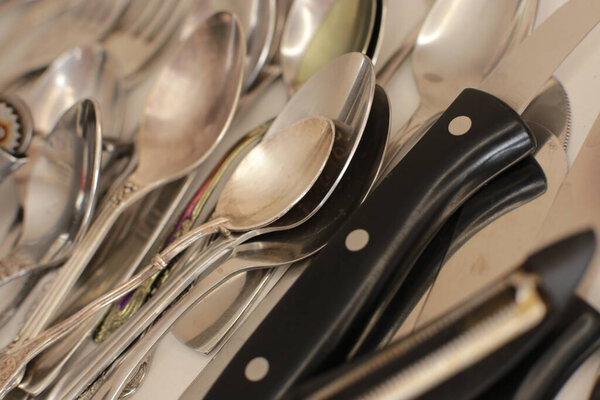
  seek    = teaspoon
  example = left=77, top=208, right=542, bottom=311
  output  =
left=90, top=88, right=389, bottom=399
left=381, top=0, right=538, bottom=176
left=14, top=11, right=245, bottom=357
left=49, top=52, right=377, bottom=399
left=0, top=113, right=335, bottom=397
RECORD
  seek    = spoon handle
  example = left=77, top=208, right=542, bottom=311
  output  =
left=16, top=179, right=145, bottom=344
left=0, top=218, right=228, bottom=396
left=202, top=88, right=536, bottom=399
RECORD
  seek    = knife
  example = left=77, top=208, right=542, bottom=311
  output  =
left=286, top=231, right=596, bottom=400
left=202, top=0, right=600, bottom=398
left=348, top=121, right=564, bottom=355
left=347, top=155, right=547, bottom=356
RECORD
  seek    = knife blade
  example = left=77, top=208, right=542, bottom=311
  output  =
left=201, top=1, right=600, bottom=398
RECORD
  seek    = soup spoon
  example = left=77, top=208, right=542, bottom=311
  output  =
left=381, top=0, right=539, bottom=176
left=14, top=11, right=245, bottom=355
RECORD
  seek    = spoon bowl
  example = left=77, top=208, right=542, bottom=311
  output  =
left=280, top=0, right=383, bottom=93
left=21, top=45, right=124, bottom=141
left=183, top=0, right=278, bottom=90
left=137, top=12, right=245, bottom=187
left=382, top=0, right=538, bottom=174
left=413, top=0, right=537, bottom=113
left=215, top=117, right=334, bottom=232
left=0, top=99, right=101, bottom=325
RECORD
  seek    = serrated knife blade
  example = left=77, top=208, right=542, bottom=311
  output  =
left=479, top=0, right=600, bottom=114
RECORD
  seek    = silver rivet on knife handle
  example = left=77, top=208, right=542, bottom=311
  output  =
left=479, top=0, right=600, bottom=114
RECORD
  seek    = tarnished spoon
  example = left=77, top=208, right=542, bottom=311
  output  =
left=13, top=11, right=245, bottom=360
left=0, top=99, right=101, bottom=327
left=381, top=0, right=538, bottom=176
left=0, top=114, right=335, bottom=397
left=183, top=0, right=278, bottom=90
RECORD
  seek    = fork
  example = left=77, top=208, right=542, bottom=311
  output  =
left=0, top=0, right=129, bottom=88
left=102, top=0, right=194, bottom=85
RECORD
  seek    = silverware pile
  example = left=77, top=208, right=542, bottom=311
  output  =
left=0, top=0, right=599, bottom=399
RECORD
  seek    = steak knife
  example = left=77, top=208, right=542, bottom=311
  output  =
left=201, top=1, right=600, bottom=398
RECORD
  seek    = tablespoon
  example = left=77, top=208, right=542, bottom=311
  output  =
left=380, top=0, right=539, bottom=177
left=14, top=11, right=245, bottom=355
left=0, top=99, right=101, bottom=325
left=0, top=112, right=335, bottom=397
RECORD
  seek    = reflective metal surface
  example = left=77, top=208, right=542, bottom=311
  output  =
left=183, top=0, right=278, bottom=90
left=0, top=99, right=101, bottom=288
left=13, top=11, right=245, bottom=368
left=215, top=117, right=334, bottom=232
left=381, top=0, right=538, bottom=175
left=0, top=0, right=129, bottom=88
left=281, top=0, right=381, bottom=93
left=21, top=45, right=124, bottom=141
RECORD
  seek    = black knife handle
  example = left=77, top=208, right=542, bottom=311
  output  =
left=480, top=296, right=600, bottom=400
left=350, top=157, right=547, bottom=356
left=287, top=232, right=596, bottom=400
left=204, top=89, right=536, bottom=400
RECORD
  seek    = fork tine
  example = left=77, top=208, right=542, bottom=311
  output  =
left=141, top=0, right=180, bottom=41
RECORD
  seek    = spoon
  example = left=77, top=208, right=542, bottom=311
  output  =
left=0, top=99, right=101, bottom=327
left=280, top=0, right=383, bottom=94
left=90, top=90, right=389, bottom=399
left=48, top=51, right=377, bottom=399
left=14, top=11, right=245, bottom=354
left=91, top=50, right=376, bottom=351
left=381, top=0, right=538, bottom=176
left=239, top=0, right=384, bottom=110
left=0, top=113, right=335, bottom=397
left=182, top=0, right=278, bottom=91
left=17, top=45, right=124, bottom=142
